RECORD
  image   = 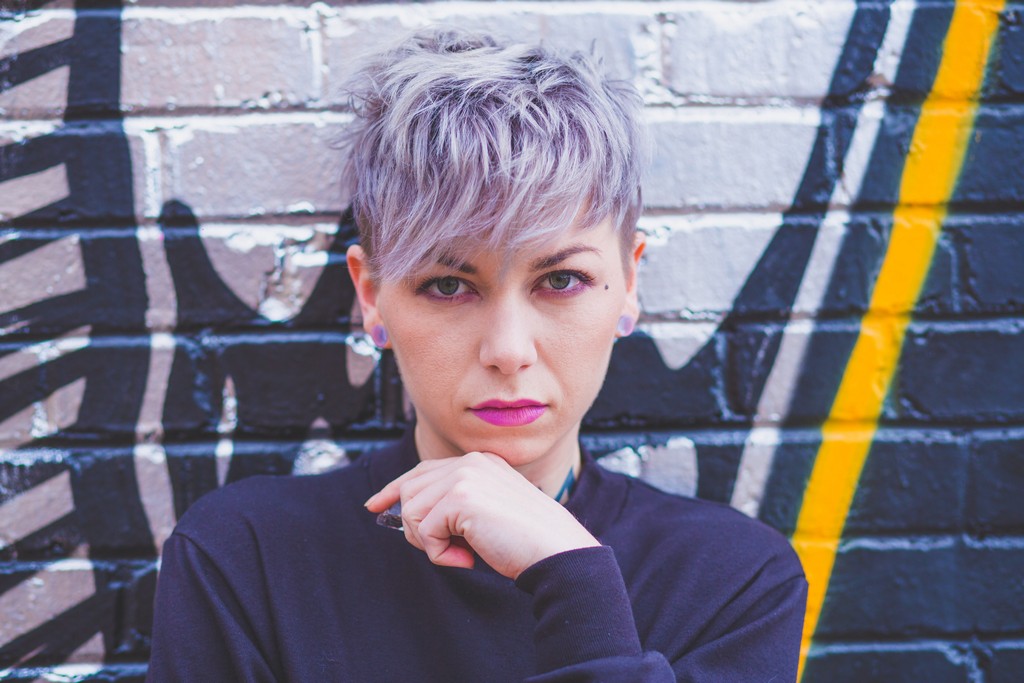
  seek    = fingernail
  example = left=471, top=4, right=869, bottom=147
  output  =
left=363, top=494, right=376, bottom=508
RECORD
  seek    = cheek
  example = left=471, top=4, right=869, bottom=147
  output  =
left=542, top=298, right=619, bottom=383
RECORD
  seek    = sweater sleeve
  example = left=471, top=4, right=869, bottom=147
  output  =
left=516, top=546, right=675, bottom=682
left=515, top=545, right=807, bottom=683
left=146, top=533, right=279, bottom=683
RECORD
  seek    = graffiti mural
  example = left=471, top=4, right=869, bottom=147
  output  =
left=2, top=0, right=1022, bottom=680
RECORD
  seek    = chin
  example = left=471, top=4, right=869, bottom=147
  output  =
left=460, top=423, right=575, bottom=466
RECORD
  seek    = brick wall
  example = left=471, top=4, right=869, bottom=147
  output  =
left=1, top=1, right=1021, bottom=680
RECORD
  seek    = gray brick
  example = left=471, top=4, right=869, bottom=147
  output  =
left=322, top=7, right=653, bottom=106
left=164, top=117, right=345, bottom=218
left=665, top=1, right=855, bottom=100
left=643, top=109, right=822, bottom=211
left=121, top=12, right=318, bottom=112
left=0, top=14, right=74, bottom=120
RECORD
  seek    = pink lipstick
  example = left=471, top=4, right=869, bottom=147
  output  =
left=470, top=399, right=546, bottom=427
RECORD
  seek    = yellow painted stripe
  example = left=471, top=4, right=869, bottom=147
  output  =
left=791, top=1, right=1005, bottom=679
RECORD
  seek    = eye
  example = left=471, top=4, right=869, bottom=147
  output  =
left=416, top=275, right=473, bottom=300
left=435, top=276, right=461, bottom=296
left=538, top=270, right=593, bottom=295
left=547, top=272, right=575, bottom=290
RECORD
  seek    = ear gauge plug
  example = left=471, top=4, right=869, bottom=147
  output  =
left=616, top=316, right=635, bottom=338
left=370, top=325, right=389, bottom=348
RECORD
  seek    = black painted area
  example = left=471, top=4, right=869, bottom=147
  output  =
left=953, top=106, right=1024, bottom=209
left=1, top=122, right=138, bottom=227
left=890, top=2, right=956, bottom=104
left=0, top=559, right=151, bottom=669
left=846, top=434, right=967, bottom=535
left=159, top=202, right=359, bottom=332
left=887, top=321, right=1024, bottom=424
left=982, top=4, right=1024, bottom=101
left=690, top=437, right=744, bottom=505
left=722, top=221, right=820, bottom=319
left=0, top=231, right=152, bottom=338
left=967, top=430, right=1024, bottom=535
left=856, top=105, right=921, bottom=208
left=803, top=646, right=970, bottom=683
left=588, top=334, right=724, bottom=428
left=782, top=321, right=862, bottom=426
left=158, top=331, right=379, bottom=439
left=988, top=643, right=1024, bottom=683
left=0, top=337, right=150, bottom=442
left=816, top=538, right=1024, bottom=637
left=757, top=439, right=819, bottom=535
left=822, top=2, right=893, bottom=104
left=946, top=215, right=1024, bottom=314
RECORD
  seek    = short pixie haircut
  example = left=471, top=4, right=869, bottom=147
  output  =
left=341, top=28, right=646, bottom=282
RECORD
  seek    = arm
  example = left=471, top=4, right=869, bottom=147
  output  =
left=518, top=545, right=806, bottom=682
left=146, top=533, right=279, bottom=683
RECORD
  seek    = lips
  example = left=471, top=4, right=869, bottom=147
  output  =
left=469, top=399, right=547, bottom=427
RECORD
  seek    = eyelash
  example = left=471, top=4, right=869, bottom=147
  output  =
left=415, top=270, right=596, bottom=301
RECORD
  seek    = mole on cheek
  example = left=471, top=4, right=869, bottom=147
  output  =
left=604, top=284, right=609, bottom=291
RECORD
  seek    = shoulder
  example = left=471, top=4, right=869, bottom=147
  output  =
left=602, top=469, right=805, bottom=588
left=170, top=456, right=373, bottom=557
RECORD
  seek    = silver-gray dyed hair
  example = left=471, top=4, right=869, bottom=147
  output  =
left=341, top=28, right=646, bottom=282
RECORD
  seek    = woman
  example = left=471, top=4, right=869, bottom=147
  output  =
left=147, top=28, right=806, bottom=682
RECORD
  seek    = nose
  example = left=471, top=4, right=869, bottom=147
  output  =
left=478, top=294, right=538, bottom=375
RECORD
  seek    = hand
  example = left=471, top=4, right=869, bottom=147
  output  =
left=364, top=452, right=600, bottom=580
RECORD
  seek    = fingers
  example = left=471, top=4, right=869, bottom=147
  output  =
left=364, top=457, right=455, bottom=512
left=418, top=500, right=475, bottom=570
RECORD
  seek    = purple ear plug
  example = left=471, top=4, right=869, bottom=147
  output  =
left=616, top=316, right=635, bottom=337
left=370, top=325, right=389, bottom=348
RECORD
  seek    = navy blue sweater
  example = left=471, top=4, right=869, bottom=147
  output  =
left=147, top=430, right=807, bottom=681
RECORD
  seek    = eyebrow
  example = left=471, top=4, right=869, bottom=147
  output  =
left=437, top=255, right=477, bottom=274
left=529, top=245, right=601, bottom=271
left=435, top=244, right=600, bottom=275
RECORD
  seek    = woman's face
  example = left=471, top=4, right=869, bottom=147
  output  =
left=348, top=217, right=644, bottom=480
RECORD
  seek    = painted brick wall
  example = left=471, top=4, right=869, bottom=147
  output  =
left=1, top=1, right=1021, bottom=681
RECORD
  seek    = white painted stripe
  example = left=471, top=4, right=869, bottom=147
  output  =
left=0, top=233, right=85, bottom=317
left=133, top=443, right=177, bottom=555
left=0, top=326, right=90, bottom=383
left=0, top=470, right=75, bottom=551
left=133, top=332, right=178, bottom=553
left=215, top=375, right=237, bottom=487
left=0, top=163, right=69, bottom=222
left=135, top=333, right=175, bottom=439
left=137, top=226, right=178, bottom=331
left=0, top=559, right=96, bottom=649
left=731, top=2, right=916, bottom=516
left=132, top=222, right=181, bottom=551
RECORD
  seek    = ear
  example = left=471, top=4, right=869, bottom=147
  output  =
left=621, top=232, right=645, bottom=322
left=346, top=245, right=387, bottom=343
